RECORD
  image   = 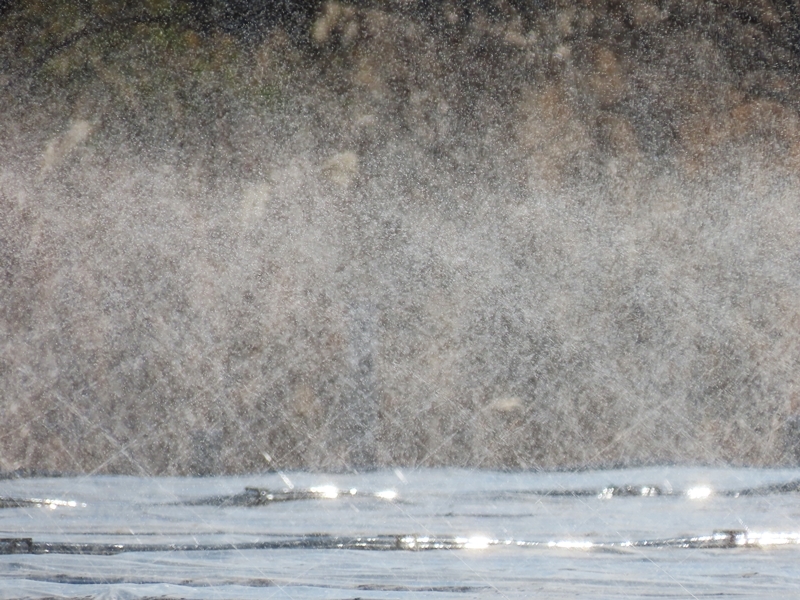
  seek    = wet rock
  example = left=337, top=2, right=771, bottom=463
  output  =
left=556, top=7, right=576, bottom=38
left=680, top=97, right=800, bottom=173
left=587, top=47, right=627, bottom=107
left=188, top=429, right=223, bottom=477
left=595, top=113, right=642, bottom=180
left=599, top=485, right=662, bottom=498
left=728, top=99, right=800, bottom=145
left=517, top=84, right=595, bottom=185
left=312, top=1, right=358, bottom=46
left=628, top=0, right=668, bottom=28
left=41, top=120, right=92, bottom=175
left=241, top=181, right=270, bottom=224
left=489, top=397, right=524, bottom=413
left=322, top=150, right=359, bottom=187
left=784, top=415, right=800, bottom=465
left=0, top=468, right=70, bottom=479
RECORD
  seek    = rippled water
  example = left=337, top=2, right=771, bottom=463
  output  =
left=1, top=467, right=799, bottom=599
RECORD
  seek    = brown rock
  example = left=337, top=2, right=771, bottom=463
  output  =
left=312, top=1, right=357, bottom=46
left=587, top=47, right=626, bottom=107
left=517, top=84, right=594, bottom=185
left=597, top=113, right=640, bottom=161
left=681, top=97, right=800, bottom=173
left=628, top=0, right=667, bottom=27
left=728, top=99, right=800, bottom=143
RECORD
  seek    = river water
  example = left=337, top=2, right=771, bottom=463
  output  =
left=1, top=467, right=799, bottom=599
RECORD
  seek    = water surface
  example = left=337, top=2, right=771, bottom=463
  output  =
left=1, top=467, right=799, bottom=599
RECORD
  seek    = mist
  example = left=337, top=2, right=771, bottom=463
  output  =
left=1, top=0, right=800, bottom=474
